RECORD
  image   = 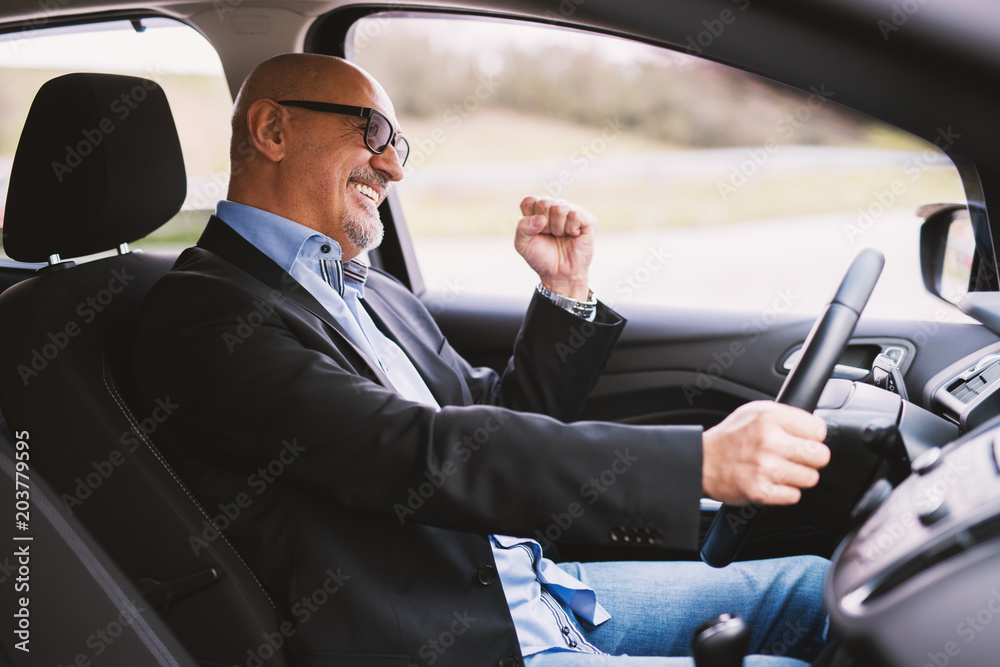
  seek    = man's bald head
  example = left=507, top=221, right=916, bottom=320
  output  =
left=225, top=53, right=405, bottom=259
left=230, top=54, right=391, bottom=166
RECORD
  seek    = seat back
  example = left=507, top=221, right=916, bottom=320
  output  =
left=0, top=73, right=290, bottom=667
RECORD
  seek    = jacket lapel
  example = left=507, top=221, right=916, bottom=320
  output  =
left=195, top=217, right=396, bottom=391
left=360, top=287, right=468, bottom=406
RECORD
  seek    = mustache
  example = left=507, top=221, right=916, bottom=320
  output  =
left=349, top=167, right=390, bottom=190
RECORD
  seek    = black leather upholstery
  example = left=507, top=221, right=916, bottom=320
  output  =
left=0, top=73, right=290, bottom=667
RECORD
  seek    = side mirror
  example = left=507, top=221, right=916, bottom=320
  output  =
left=919, top=202, right=996, bottom=306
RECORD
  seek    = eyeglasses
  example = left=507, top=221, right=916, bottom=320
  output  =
left=277, top=100, right=409, bottom=166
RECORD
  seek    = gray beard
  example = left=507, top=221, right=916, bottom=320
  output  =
left=342, top=208, right=384, bottom=253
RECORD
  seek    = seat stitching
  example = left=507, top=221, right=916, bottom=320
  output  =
left=100, top=357, right=284, bottom=625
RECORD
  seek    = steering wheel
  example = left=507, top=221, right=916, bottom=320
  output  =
left=700, top=247, right=885, bottom=568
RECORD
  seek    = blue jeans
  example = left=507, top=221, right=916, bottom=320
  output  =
left=524, top=556, right=828, bottom=666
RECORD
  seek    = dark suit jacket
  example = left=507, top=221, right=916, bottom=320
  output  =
left=133, top=217, right=703, bottom=666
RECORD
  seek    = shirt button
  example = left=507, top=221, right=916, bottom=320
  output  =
left=320, top=244, right=331, bottom=253
left=561, top=626, right=571, bottom=635
left=499, top=656, right=519, bottom=667
left=568, top=640, right=578, bottom=648
left=477, top=565, right=496, bottom=585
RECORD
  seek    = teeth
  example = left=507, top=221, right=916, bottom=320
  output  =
left=354, top=183, right=378, bottom=203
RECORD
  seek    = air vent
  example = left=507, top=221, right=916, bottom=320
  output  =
left=948, top=361, right=1000, bottom=404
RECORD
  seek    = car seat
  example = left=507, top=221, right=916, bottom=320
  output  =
left=0, top=72, right=291, bottom=667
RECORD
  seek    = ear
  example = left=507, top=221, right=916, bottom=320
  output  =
left=246, top=99, right=288, bottom=163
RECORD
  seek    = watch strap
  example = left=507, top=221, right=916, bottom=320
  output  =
left=536, top=283, right=597, bottom=319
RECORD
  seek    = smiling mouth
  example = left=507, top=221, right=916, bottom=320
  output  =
left=353, top=182, right=379, bottom=204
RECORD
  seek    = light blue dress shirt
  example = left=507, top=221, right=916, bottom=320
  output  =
left=215, top=200, right=610, bottom=657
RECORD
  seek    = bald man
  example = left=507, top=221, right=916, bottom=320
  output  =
left=134, top=54, right=831, bottom=666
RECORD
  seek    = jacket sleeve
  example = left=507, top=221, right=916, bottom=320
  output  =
left=134, top=265, right=703, bottom=551
left=369, top=269, right=628, bottom=422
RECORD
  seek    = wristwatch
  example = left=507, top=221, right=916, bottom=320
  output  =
left=536, top=283, right=597, bottom=320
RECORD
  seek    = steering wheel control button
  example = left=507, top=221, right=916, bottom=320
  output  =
left=477, top=565, right=496, bottom=586
left=912, top=447, right=943, bottom=475
left=919, top=497, right=950, bottom=527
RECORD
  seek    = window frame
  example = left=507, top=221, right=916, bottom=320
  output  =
left=311, top=6, right=991, bottom=309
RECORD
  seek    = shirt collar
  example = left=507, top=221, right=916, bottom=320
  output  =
left=215, top=200, right=369, bottom=295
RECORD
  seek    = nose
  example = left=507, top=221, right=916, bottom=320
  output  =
left=371, top=143, right=405, bottom=182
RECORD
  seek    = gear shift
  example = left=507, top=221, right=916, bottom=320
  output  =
left=692, top=614, right=749, bottom=667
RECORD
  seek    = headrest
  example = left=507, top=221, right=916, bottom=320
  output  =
left=2, top=73, right=186, bottom=262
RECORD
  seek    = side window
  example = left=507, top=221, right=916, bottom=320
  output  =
left=0, top=18, right=231, bottom=258
left=349, top=15, right=969, bottom=322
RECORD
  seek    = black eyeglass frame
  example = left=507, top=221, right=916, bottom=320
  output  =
left=277, top=100, right=409, bottom=166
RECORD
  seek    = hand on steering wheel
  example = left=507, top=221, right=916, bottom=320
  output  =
left=702, top=401, right=829, bottom=506
left=700, top=247, right=885, bottom=568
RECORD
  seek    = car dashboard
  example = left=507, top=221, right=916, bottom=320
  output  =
left=828, top=413, right=1000, bottom=666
